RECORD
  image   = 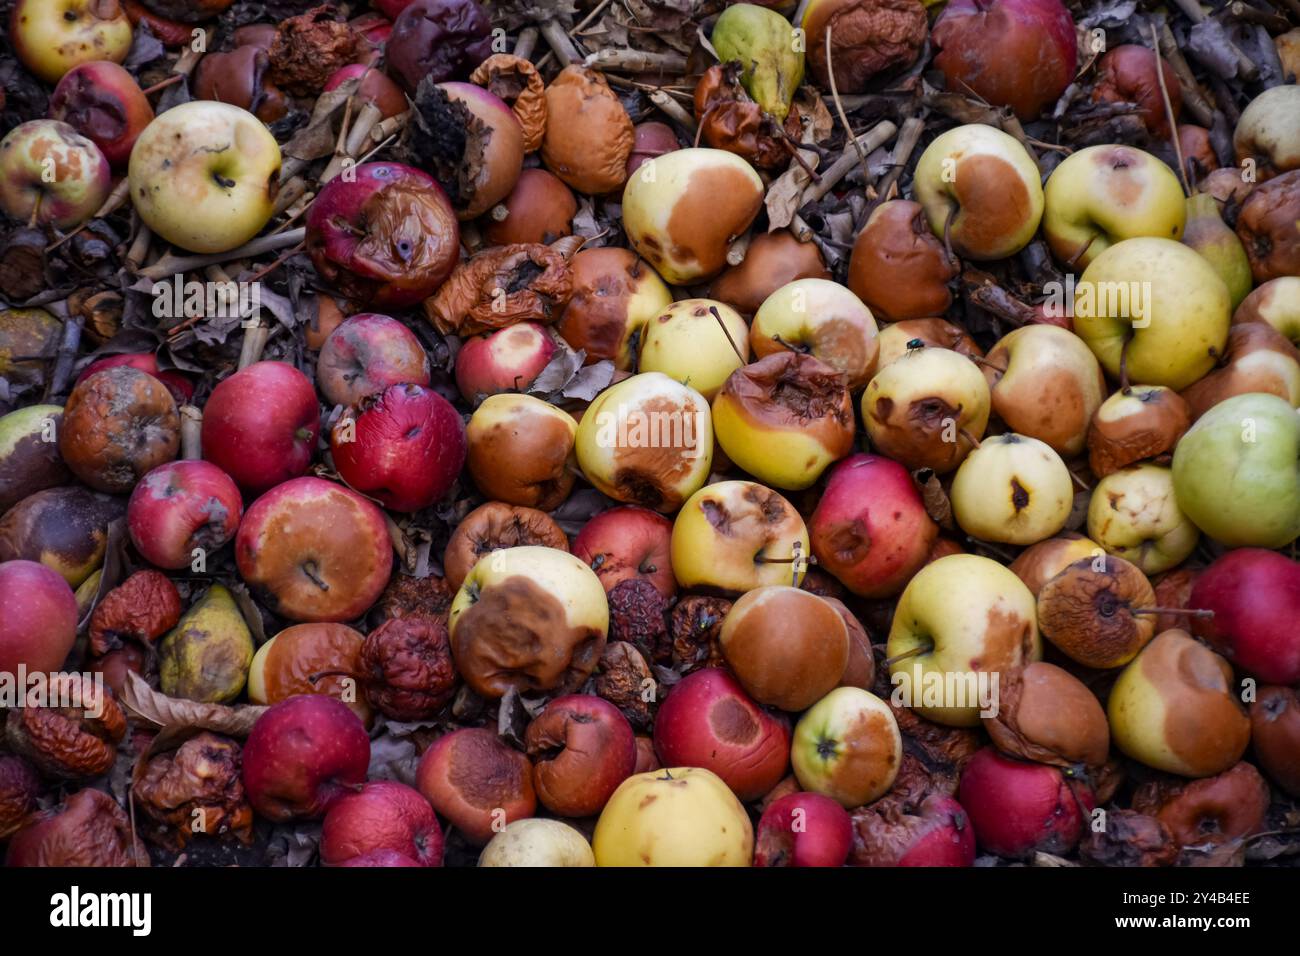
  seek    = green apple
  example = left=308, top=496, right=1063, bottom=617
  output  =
left=1182, top=193, right=1252, bottom=308
left=1171, top=392, right=1300, bottom=548
left=913, top=124, right=1044, bottom=261
left=1087, top=463, right=1199, bottom=574
left=1073, top=237, right=1231, bottom=390
left=1042, top=145, right=1186, bottom=269
left=637, top=298, right=749, bottom=401
left=791, top=687, right=901, bottom=808
left=950, top=433, right=1074, bottom=546
left=710, top=3, right=804, bottom=121
left=886, top=554, right=1041, bottom=727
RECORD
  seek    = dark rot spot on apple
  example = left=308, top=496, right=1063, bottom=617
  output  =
left=951, top=154, right=1032, bottom=256
left=718, top=351, right=854, bottom=439
left=710, top=696, right=758, bottom=745
left=608, top=395, right=701, bottom=509
left=446, top=731, right=530, bottom=811
left=663, top=164, right=763, bottom=277
left=1010, top=478, right=1029, bottom=511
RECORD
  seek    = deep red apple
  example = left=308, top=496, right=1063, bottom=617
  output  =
left=49, top=60, right=154, bottom=168
left=958, top=747, right=1093, bottom=859
left=1189, top=549, right=1300, bottom=685
left=77, top=352, right=193, bottom=404
left=932, top=0, right=1078, bottom=121
left=373, top=0, right=416, bottom=19
left=809, top=453, right=939, bottom=598
left=0, top=559, right=78, bottom=676
left=524, top=694, right=637, bottom=818
left=850, top=793, right=977, bottom=866
left=320, top=780, right=443, bottom=866
left=454, top=323, right=557, bottom=405
left=415, top=727, right=536, bottom=845
left=241, top=695, right=372, bottom=822
left=331, top=384, right=466, bottom=512
left=306, top=162, right=460, bottom=309
left=754, top=791, right=853, bottom=867
left=652, top=668, right=790, bottom=802
left=572, top=505, right=676, bottom=598
left=127, top=460, right=243, bottom=570
left=201, top=361, right=320, bottom=495
left=338, top=849, right=423, bottom=866
left=316, top=312, right=430, bottom=408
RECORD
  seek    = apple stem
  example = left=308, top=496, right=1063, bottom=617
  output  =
left=300, top=561, right=330, bottom=592
left=27, top=192, right=42, bottom=229
left=1065, top=235, right=1097, bottom=271
left=308, top=669, right=361, bottom=684
left=709, top=306, right=746, bottom=364
left=1150, top=24, right=1191, bottom=197
left=882, top=642, right=934, bottom=668
left=1118, top=335, right=1133, bottom=391
left=942, top=205, right=957, bottom=263
left=1131, top=607, right=1214, bottom=618
left=824, top=26, right=872, bottom=185
left=771, top=334, right=810, bottom=355
left=959, top=428, right=982, bottom=450
left=140, top=74, right=184, bottom=97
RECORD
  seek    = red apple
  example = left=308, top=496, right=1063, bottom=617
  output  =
left=958, top=747, right=1093, bottom=858
left=323, top=64, right=409, bottom=120
left=1189, top=548, right=1300, bottom=684
left=524, top=694, right=637, bottom=817
left=809, top=453, right=939, bottom=599
left=330, top=384, right=466, bottom=512
left=320, top=780, right=443, bottom=866
left=235, top=477, right=393, bottom=623
left=932, top=0, right=1078, bottom=121
left=415, top=727, right=536, bottom=845
left=77, top=352, right=193, bottom=404
left=454, top=323, right=557, bottom=405
left=241, top=695, right=372, bottom=822
left=572, top=505, right=676, bottom=599
left=201, top=361, right=320, bottom=495
left=754, top=791, right=853, bottom=867
left=652, top=668, right=790, bottom=802
left=851, top=793, right=977, bottom=867
left=0, top=559, right=78, bottom=676
left=306, top=162, right=460, bottom=309
left=374, top=0, right=416, bottom=18
left=316, top=313, right=430, bottom=408
left=49, top=60, right=154, bottom=168
left=338, top=849, right=423, bottom=866
left=127, top=460, right=243, bottom=570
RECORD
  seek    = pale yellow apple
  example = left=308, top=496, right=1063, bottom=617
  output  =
left=913, top=124, right=1044, bottom=261
left=592, top=767, right=753, bottom=866
left=983, top=324, right=1107, bottom=456
left=671, top=480, right=809, bottom=594
left=1073, top=237, right=1231, bottom=390
left=129, top=101, right=282, bottom=254
left=886, top=554, right=1041, bottom=727
left=575, top=372, right=712, bottom=512
left=637, top=298, right=749, bottom=401
left=10, top=0, right=133, bottom=84
left=862, top=347, right=991, bottom=473
left=1042, top=145, right=1187, bottom=269
left=950, top=433, right=1074, bottom=545
left=479, top=819, right=595, bottom=867
left=1087, top=463, right=1199, bottom=574
left=1235, top=277, right=1300, bottom=347
left=750, top=279, right=880, bottom=390
left=791, top=687, right=901, bottom=808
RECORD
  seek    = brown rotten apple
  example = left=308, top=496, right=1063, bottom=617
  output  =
left=749, top=280, right=880, bottom=392
left=1132, top=762, right=1269, bottom=850
left=984, top=661, right=1109, bottom=768
left=542, top=66, right=635, bottom=196
left=710, top=231, right=831, bottom=316
left=247, top=622, right=371, bottom=724
left=1087, top=385, right=1190, bottom=477
left=525, top=695, right=637, bottom=817
left=1037, top=555, right=1157, bottom=668
left=1179, top=320, right=1300, bottom=420
left=847, top=200, right=958, bottom=322
left=1092, top=45, right=1181, bottom=139
left=1236, top=170, right=1300, bottom=283
left=416, top=728, right=534, bottom=845
left=556, top=248, right=673, bottom=369
left=801, top=0, right=927, bottom=93
left=1250, top=686, right=1300, bottom=796
left=713, top=352, right=855, bottom=491
left=442, top=502, right=569, bottom=592
left=466, top=394, right=577, bottom=511
left=875, top=318, right=985, bottom=370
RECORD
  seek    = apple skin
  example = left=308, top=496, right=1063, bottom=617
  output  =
left=322, top=64, right=409, bottom=120
left=415, top=727, right=536, bottom=845
left=201, top=361, right=320, bottom=496
left=129, top=101, right=282, bottom=255
left=1233, top=84, right=1300, bottom=180
left=455, top=323, right=557, bottom=404
left=465, top=394, right=577, bottom=511
left=316, top=313, right=430, bottom=408
left=1042, top=145, right=1187, bottom=269
left=572, top=505, right=676, bottom=598
left=320, top=781, right=443, bottom=867
left=749, top=279, right=880, bottom=391
left=849, top=793, right=977, bottom=867
left=77, top=353, right=193, bottom=405
left=1087, top=464, right=1199, bottom=575
left=127, top=460, right=243, bottom=570
left=525, top=694, right=637, bottom=817
left=847, top=200, right=959, bottom=322
left=887, top=554, right=1041, bottom=727
left=0, top=559, right=78, bottom=677
left=241, top=695, right=372, bottom=823
left=809, top=453, right=938, bottom=599
left=331, top=383, right=467, bottom=513
left=754, top=792, right=853, bottom=867
left=1251, top=686, right=1300, bottom=796
left=791, top=687, right=902, bottom=808
left=950, top=433, right=1074, bottom=546
left=1188, top=549, right=1300, bottom=685
left=0, top=405, right=71, bottom=514
left=235, top=477, right=393, bottom=623
left=913, top=124, right=1044, bottom=261
left=1171, top=392, right=1300, bottom=548
left=0, top=120, right=112, bottom=230
left=478, top=818, right=595, bottom=867
left=958, top=747, right=1093, bottom=858
left=652, top=668, right=791, bottom=802
left=9, top=0, right=134, bottom=84
left=556, top=248, right=673, bottom=370
left=49, top=60, right=154, bottom=169
left=1073, top=237, right=1231, bottom=391
left=1235, top=277, right=1300, bottom=348
left=638, top=299, right=749, bottom=402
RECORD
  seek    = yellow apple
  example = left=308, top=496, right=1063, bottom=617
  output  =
left=479, top=819, right=595, bottom=867
left=750, top=279, right=880, bottom=390
left=1235, top=277, right=1300, bottom=347
left=791, top=687, right=902, bottom=808
left=950, top=433, right=1074, bottom=545
left=592, top=767, right=753, bottom=866
left=637, top=298, right=749, bottom=401
left=129, top=101, right=282, bottom=254
left=1087, top=463, right=1199, bottom=574
left=9, top=0, right=133, bottom=84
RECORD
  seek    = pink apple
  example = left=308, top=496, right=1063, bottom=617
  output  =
left=850, top=793, right=976, bottom=866
left=320, top=780, right=443, bottom=866
left=455, top=323, right=557, bottom=405
left=77, top=352, right=193, bottom=404
left=754, top=791, right=853, bottom=867
left=330, top=383, right=467, bottom=512
left=0, top=560, right=77, bottom=677
left=316, top=312, right=430, bottom=408
left=127, top=460, right=243, bottom=570
left=572, top=505, right=676, bottom=598
left=958, top=747, right=1093, bottom=858
left=201, top=361, right=320, bottom=495
left=1190, top=548, right=1300, bottom=684
left=809, top=453, right=939, bottom=598
left=241, top=695, right=371, bottom=822
left=652, top=668, right=790, bottom=802
left=49, top=60, right=154, bottom=169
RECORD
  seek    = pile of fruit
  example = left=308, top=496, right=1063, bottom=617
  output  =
left=0, top=0, right=1298, bottom=868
